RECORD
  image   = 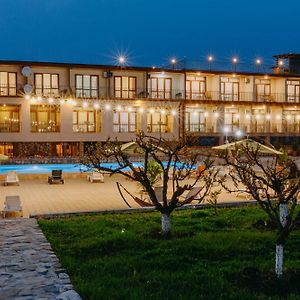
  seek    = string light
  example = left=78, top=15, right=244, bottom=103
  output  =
left=138, top=107, right=144, bottom=113
left=82, top=101, right=88, bottom=108
left=171, top=109, right=177, bottom=116
left=48, top=97, right=54, bottom=104
left=105, top=104, right=111, bottom=111
left=94, top=102, right=100, bottom=110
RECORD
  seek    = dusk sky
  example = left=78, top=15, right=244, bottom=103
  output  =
left=1, top=0, right=300, bottom=70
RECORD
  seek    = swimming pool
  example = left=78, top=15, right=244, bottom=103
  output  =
left=0, top=163, right=145, bottom=174
left=0, top=161, right=196, bottom=174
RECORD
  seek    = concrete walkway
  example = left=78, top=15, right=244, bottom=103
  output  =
left=0, top=218, right=81, bottom=300
left=0, top=175, right=249, bottom=218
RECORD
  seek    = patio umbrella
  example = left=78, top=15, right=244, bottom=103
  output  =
left=121, top=141, right=167, bottom=156
left=0, top=154, right=9, bottom=161
left=212, top=138, right=283, bottom=155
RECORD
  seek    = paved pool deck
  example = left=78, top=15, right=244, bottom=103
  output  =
left=0, top=174, right=250, bottom=218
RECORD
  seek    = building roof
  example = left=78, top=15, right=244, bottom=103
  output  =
left=0, top=59, right=300, bottom=78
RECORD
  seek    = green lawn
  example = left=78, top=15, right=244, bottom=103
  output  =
left=39, top=206, right=300, bottom=300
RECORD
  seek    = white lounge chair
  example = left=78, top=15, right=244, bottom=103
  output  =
left=4, top=171, right=19, bottom=186
left=87, top=172, right=104, bottom=183
left=3, top=195, right=22, bottom=218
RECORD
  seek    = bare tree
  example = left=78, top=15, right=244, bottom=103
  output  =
left=81, top=133, right=220, bottom=235
left=221, top=144, right=300, bottom=277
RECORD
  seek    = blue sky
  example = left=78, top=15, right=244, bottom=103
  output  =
left=1, top=0, right=299, bottom=70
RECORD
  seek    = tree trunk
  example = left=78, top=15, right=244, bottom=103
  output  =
left=275, top=203, right=288, bottom=278
left=161, top=213, right=171, bottom=235
left=275, top=244, right=284, bottom=277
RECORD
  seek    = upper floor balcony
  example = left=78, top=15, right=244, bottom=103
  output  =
left=9, top=84, right=297, bottom=105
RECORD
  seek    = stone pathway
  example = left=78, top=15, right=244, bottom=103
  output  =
left=0, top=218, right=81, bottom=300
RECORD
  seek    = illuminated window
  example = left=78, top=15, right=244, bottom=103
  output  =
left=35, top=73, right=59, bottom=96
left=113, top=110, right=136, bottom=132
left=220, top=77, right=239, bottom=101
left=185, top=109, right=206, bottom=132
left=255, top=79, right=271, bottom=101
left=114, top=76, right=136, bottom=98
left=0, top=105, right=20, bottom=132
left=148, top=77, right=172, bottom=99
left=147, top=111, right=172, bottom=133
left=75, top=75, right=98, bottom=98
left=186, top=76, right=206, bottom=100
left=0, top=72, right=17, bottom=96
left=30, top=105, right=60, bottom=132
left=73, top=110, right=100, bottom=132
left=287, top=80, right=300, bottom=103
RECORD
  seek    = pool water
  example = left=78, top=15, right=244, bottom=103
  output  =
left=0, top=162, right=145, bottom=174
left=0, top=162, right=196, bottom=175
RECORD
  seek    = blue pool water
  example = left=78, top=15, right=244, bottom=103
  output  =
left=0, top=162, right=196, bottom=175
left=0, top=162, right=145, bottom=174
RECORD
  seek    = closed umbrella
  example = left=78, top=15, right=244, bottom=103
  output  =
left=212, top=138, right=283, bottom=155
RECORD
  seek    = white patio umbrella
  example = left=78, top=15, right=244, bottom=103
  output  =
left=0, top=154, right=9, bottom=161
left=121, top=141, right=167, bottom=156
left=212, top=138, right=283, bottom=155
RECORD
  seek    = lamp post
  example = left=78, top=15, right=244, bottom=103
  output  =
left=171, top=58, right=176, bottom=70
left=208, top=55, right=213, bottom=71
left=232, top=57, right=238, bottom=72
left=255, top=58, right=262, bottom=72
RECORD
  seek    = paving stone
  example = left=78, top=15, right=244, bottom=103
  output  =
left=0, top=219, right=81, bottom=300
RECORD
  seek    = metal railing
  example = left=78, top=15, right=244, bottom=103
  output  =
left=113, top=123, right=136, bottom=133
left=18, top=84, right=300, bottom=104
left=31, top=124, right=60, bottom=133
left=73, top=123, right=98, bottom=133
left=0, top=122, right=20, bottom=132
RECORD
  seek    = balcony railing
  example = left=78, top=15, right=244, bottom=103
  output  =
left=147, top=124, right=171, bottom=133
left=113, top=123, right=136, bottom=133
left=73, top=123, right=97, bottom=133
left=24, top=85, right=300, bottom=104
left=31, top=124, right=60, bottom=133
left=0, top=122, right=20, bottom=132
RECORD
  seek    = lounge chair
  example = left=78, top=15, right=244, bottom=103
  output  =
left=87, top=171, right=104, bottom=183
left=3, top=195, right=22, bottom=218
left=4, top=171, right=19, bottom=186
left=48, top=169, right=64, bottom=184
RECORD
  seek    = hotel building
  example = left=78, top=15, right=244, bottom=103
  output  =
left=0, top=54, right=300, bottom=158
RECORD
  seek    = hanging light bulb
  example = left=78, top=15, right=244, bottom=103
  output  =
left=138, top=107, right=144, bottom=113
left=48, top=97, right=54, bottom=104
left=171, top=109, right=177, bottom=116
left=94, top=102, right=100, bottom=110
left=105, top=104, right=111, bottom=111
left=82, top=101, right=88, bottom=108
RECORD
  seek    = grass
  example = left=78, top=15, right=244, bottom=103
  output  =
left=39, top=206, right=300, bottom=300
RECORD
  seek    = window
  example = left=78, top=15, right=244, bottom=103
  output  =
left=220, top=77, right=239, bottom=101
left=252, top=109, right=266, bottom=133
left=75, top=75, right=98, bottom=98
left=0, top=105, right=20, bottom=132
left=35, top=73, right=59, bottom=96
left=30, top=105, right=60, bottom=132
left=224, top=108, right=240, bottom=132
left=186, top=76, right=206, bottom=100
left=73, top=110, right=100, bottom=132
left=287, top=80, right=300, bottom=103
left=282, top=110, right=300, bottom=133
left=256, top=79, right=271, bottom=101
left=185, top=109, right=206, bottom=132
left=114, top=76, right=136, bottom=98
left=148, top=77, right=172, bottom=99
left=0, top=72, right=17, bottom=96
left=113, top=110, right=136, bottom=132
left=147, top=111, right=172, bottom=133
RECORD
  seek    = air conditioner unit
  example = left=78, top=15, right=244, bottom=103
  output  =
left=103, top=71, right=113, bottom=78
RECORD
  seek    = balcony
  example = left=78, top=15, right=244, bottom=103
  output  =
left=0, top=122, right=20, bottom=133
left=31, top=123, right=60, bottom=133
left=26, top=85, right=300, bottom=104
left=73, top=123, right=98, bottom=133
left=113, top=123, right=136, bottom=133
